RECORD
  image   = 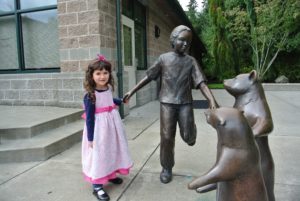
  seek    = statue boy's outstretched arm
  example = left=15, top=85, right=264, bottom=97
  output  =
left=123, top=76, right=152, bottom=102
left=199, top=82, right=219, bottom=109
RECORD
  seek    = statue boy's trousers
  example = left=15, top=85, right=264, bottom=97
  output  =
left=160, top=103, right=197, bottom=170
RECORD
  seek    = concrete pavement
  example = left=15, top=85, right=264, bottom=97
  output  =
left=0, top=89, right=299, bottom=201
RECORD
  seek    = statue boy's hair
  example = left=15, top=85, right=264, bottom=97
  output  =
left=170, top=25, right=192, bottom=48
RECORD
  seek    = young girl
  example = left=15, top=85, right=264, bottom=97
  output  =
left=82, top=54, right=133, bottom=201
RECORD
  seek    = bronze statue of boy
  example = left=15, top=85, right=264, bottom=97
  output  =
left=123, top=25, right=218, bottom=184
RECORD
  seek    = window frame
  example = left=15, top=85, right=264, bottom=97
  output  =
left=0, top=0, right=59, bottom=74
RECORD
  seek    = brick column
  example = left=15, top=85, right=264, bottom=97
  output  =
left=57, top=0, right=117, bottom=72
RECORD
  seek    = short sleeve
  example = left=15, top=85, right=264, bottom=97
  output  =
left=146, top=56, right=162, bottom=80
left=191, top=58, right=207, bottom=88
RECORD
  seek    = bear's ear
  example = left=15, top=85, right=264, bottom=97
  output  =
left=249, top=70, right=257, bottom=81
left=218, top=118, right=226, bottom=126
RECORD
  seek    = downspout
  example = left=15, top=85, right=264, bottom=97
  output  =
left=115, top=0, right=124, bottom=118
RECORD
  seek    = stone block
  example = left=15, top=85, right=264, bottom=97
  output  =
left=69, top=48, right=90, bottom=60
left=105, top=37, right=115, bottom=48
left=11, top=80, right=27, bottom=89
left=57, top=101, right=82, bottom=108
left=60, top=38, right=79, bottom=49
left=79, top=35, right=100, bottom=48
left=44, top=79, right=59, bottom=89
left=58, top=13, right=78, bottom=26
left=78, top=10, right=100, bottom=24
left=0, top=100, right=12, bottom=105
left=44, top=100, right=59, bottom=107
left=59, top=26, right=68, bottom=38
left=0, top=90, right=4, bottom=99
left=89, top=23, right=100, bottom=34
left=0, top=80, right=10, bottom=89
left=60, top=61, right=80, bottom=72
left=4, top=90, right=19, bottom=100
left=104, top=14, right=113, bottom=25
left=58, top=2, right=66, bottom=14
left=99, top=0, right=109, bottom=11
left=20, top=90, right=53, bottom=100
left=27, top=79, right=43, bottom=89
left=18, top=73, right=51, bottom=79
left=87, top=0, right=99, bottom=10
left=13, top=100, right=45, bottom=106
left=67, top=0, right=87, bottom=13
left=73, top=90, right=85, bottom=102
left=57, top=90, right=74, bottom=101
left=62, top=78, right=83, bottom=90
left=79, top=60, right=93, bottom=71
left=68, top=24, right=88, bottom=37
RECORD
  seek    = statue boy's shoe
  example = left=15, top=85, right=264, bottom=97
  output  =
left=160, top=168, right=172, bottom=184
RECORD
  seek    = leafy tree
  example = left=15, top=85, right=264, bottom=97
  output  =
left=208, top=0, right=236, bottom=80
left=224, top=0, right=299, bottom=81
left=240, top=0, right=300, bottom=80
left=186, top=0, right=202, bottom=35
left=186, top=0, right=300, bottom=82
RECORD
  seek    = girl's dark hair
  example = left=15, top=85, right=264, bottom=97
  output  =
left=84, top=59, right=114, bottom=103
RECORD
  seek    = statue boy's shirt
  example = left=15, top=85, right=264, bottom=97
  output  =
left=146, top=52, right=206, bottom=104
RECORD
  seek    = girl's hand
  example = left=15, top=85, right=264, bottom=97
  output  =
left=123, top=92, right=131, bottom=103
left=88, top=141, right=93, bottom=148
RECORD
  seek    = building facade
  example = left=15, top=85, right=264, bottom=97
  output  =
left=0, top=0, right=204, bottom=116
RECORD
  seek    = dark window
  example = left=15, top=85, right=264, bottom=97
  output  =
left=135, top=24, right=146, bottom=69
left=122, top=0, right=147, bottom=70
left=122, top=0, right=133, bottom=19
left=0, top=0, right=59, bottom=73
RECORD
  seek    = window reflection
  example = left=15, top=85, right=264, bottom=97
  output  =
left=0, top=15, right=18, bottom=69
left=22, top=9, right=59, bottom=68
left=20, top=0, right=57, bottom=9
left=0, top=0, right=15, bottom=13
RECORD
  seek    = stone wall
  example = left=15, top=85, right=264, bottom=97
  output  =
left=0, top=71, right=125, bottom=108
left=146, top=2, right=174, bottom=65
left=58, top=0, right=117, bottom=71
left=0, top=73, right=84, bottom=107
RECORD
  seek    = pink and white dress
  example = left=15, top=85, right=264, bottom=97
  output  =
left=81, top=88, right=133, bottom=184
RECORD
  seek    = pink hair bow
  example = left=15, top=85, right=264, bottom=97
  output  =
left=97, top=54, right=106, bottom=62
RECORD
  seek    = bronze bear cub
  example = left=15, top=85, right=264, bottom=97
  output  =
left=224, top=70, right=275, bottom=201
left=188, top=107, right=268, bottom=201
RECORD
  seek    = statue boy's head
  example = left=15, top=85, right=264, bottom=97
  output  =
left=170, top=25, right=192, bottom=54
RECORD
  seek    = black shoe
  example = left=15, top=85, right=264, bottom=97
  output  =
left=93, top=188, right=110, bottom=201
left=160, top=168, right=172, bottom=184
left=109, top=177, right=123, bottom=185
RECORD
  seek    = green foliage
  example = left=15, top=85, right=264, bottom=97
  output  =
left=224, top=0, right=300, bottom=81
left=208, top=83, right=224, bottom=89
left=186, top=0, right=300, bottom=82
left=245, top=0, right=292, bottom=80
left=208, top=0, right=236, bottom=80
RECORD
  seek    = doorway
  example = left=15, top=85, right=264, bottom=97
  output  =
left=122, top=15, right=136, bottom=108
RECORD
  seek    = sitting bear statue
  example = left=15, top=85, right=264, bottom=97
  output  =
left=188, top=107, right=268, bottom=201
left=224, top=70, right=275, bottom=201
